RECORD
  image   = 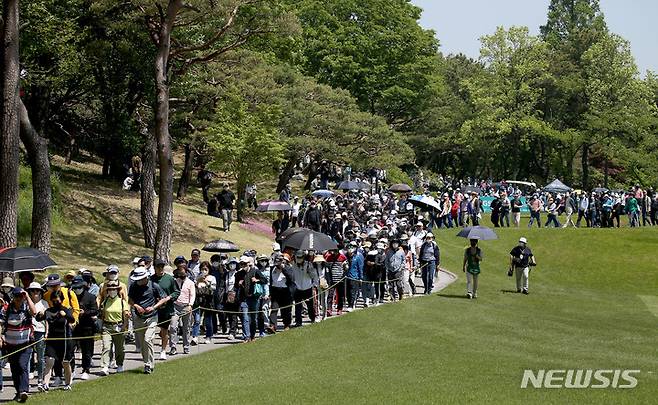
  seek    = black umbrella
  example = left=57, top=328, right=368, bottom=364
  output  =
left=202, top=239, right=240, bottom=253
left=0, top=247, right=57, bottom=273
left=281, top=229, right=338, bottom=252
left=280, top=227, right=304, bottom=240
left=592, top=187, right=609, bottom=194
left=463, top=185, right=482, bottom=195
left=456, top=226, right=498, bottom=241
left=336, top=181, right=363, bottom=191
left=388, top=183, right=413, bottom=193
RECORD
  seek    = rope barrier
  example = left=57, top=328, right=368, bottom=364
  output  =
left=0, top=263, right=436, bottom=359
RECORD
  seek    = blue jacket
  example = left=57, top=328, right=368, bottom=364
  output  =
left=347, top=253, right=364, bottom=280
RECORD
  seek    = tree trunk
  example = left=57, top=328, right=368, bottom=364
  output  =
left=275, top=155, right=298, bottom=194
left=603, top=158, right=609, bottom=189
left=152, top=0, right=183, bottom=262
left=0, top=0, right=20, bottom=247
left=102, top=154, right=111, bottom=178
left=176, top=142, right=194, bottom=199
left=581, top=143, right=590, bottom=190
left=18, top=100, right=51, bottom=253
left=304, top=160, right=318, bottom=191
left=137, top=111, right=156, bottom=249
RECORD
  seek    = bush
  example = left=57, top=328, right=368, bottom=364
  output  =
left=386, top=167, right=414, bottom=187
left=17, top=165, right=64, bottom=243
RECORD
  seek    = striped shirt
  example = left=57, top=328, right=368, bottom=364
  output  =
left=1, top=302, right=33, bottom=345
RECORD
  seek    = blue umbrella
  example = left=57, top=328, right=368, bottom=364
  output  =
left=312, top=189, right=334, bottom=199
left=456, top=226, right=498, bottom=241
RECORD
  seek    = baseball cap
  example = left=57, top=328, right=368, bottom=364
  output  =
left=104, top=265, right=120, bottom=276
left=272, top=242, right=281, bottom=252
left=154, top=259, right=167, bottom=267
left=45, top=274, right=62, bottom=287
left=132, top=257, right=142, bottom=265
left=141, top=255, right=153, bottom=263
left=519, top=237, right=528, bottom=244
left=71, top=276, right=86, bottom=289
left=11, top=287, right=25, bottom=296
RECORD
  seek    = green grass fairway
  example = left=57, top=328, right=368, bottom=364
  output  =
left=33, top=226, right=658, bottom=404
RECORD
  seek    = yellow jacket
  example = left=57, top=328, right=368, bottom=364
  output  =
left=44, top=286, right=81, bottom=323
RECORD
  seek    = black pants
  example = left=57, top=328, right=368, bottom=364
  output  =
left=224, top=302, right=239, bottom=335
left=374, top=273, right=386, bottom=302
left=576, top=209, right=589, bottom=227
left=347, top=279, right=361, bottom=307
left=202, top=183, right=211, bottom=203
left=76, top=337, right=94, bottom=372
left=326, top=281, right=345, bottom=312
left=269, top=286, right=293, bottom=329
left=294, top=288, right=315, bottom=326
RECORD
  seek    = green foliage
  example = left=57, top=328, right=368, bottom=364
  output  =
left=178, top=51, right=413, bottom=173
left=204, top=93, right=285, bottom=186
left=289, top=0, right=440, bottom=128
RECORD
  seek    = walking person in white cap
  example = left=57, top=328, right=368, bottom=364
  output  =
left=509, top=237, right=536, bottom=295
left=127, top=267, right=167, bottom=374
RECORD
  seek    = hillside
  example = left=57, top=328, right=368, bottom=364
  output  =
left=45, top=155, right=272, bottom=276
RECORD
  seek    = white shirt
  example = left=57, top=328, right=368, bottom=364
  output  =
left=292, top=203, right=301, bottom=216
left=271, top=268, right=288, bottom=288
left=32, top=299, right=48, bottom=333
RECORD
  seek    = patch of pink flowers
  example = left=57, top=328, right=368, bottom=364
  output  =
left=239, top=217, right=274, bottom=236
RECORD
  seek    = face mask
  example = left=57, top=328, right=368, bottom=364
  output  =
left=73, top=288, right=84, bottom=295
left=107, top=274, right=118, bottom=281
left=108, top=290, right=118, bottom=299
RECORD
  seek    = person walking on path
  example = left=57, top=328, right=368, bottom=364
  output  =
left=128, top=267, right=167, bottom=374
left=511, top=192, right=523, bottom=227
left=562, top=192, right=577, bottom=228
left=99, top=280, right=129, bottom=375
left=0, top=287, right=37, bottom=402
left=217, top=183, right=236, bottom=231
left=150, top=260, right=180, bottom=361
left=169, top=267, right=195, bottom=355
left=509, top=237, right=536, bottom=295
left=418, top=233, right=440, bottom=295
left=463, top=239, right=482, bottom=299
left=71, top=276, right=98, bottom=381
left=39, top=290, right=75, bottom=392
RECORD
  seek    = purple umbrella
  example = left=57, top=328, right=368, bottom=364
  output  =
left=256, top=200, right=292, bottom=212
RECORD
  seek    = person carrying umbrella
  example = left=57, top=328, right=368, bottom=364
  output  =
left=463, top=239, right=483, bottom=299
left=509, top=237, right=536, bottom=295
